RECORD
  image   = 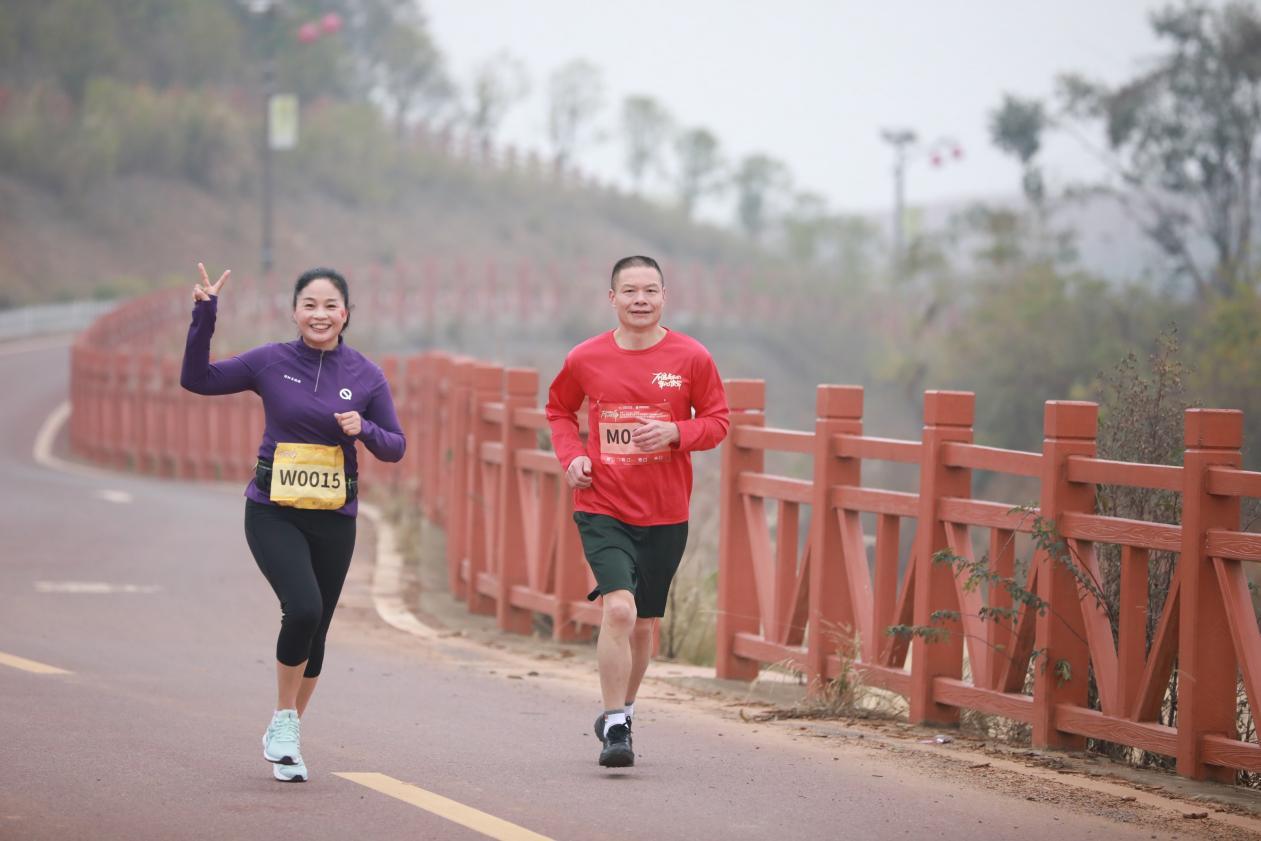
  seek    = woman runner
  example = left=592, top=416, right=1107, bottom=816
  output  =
left=181, top=263, right=406, bottom=782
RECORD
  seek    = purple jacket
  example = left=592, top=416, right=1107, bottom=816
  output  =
left=180, top=296, right=406, bottom=517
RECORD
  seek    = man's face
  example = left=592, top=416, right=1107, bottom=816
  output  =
left=609, top=265, right=665, bottom=330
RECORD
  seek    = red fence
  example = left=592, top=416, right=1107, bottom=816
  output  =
left=69, top=287, right=1261, bottom=782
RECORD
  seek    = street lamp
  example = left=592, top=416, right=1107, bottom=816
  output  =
left=879, top=128, right=963, bottom=276
left=242, top=0, right=278, bottom=275
left=243, top=2, right=342, bottom=276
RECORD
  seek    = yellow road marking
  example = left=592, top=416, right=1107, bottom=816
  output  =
left=0, top=651, right=70, bottom=675
left=334, top=772, right=555, bottom=841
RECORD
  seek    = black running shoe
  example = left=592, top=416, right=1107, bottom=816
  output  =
left=594, top=713, right=632, bottom=748
left=599, top=723, right=634, bottom=767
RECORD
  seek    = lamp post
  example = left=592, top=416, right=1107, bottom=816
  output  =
left=879, top=129, right=963, bottom=276
left=244, top=2, right=342, bottom=276
left=242, top=0, right=279, bottom=275
left=261, top=4, right=276, bottom=276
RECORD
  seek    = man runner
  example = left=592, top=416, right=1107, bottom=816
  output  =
left=546, top=255, right=729, bottom=768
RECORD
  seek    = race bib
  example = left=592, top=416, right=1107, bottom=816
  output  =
left=270, top=442, right=346, bottom=510
left=597, top=403, right=673, bottom=466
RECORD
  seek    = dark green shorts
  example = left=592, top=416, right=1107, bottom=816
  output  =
left=573, top=512, right=689, bottom=618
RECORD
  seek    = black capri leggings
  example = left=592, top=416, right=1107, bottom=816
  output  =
left=244, top=499, right=357, bottom=678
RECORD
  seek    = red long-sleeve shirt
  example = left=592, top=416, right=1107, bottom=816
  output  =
left=546, top=329, right=730, bottom=526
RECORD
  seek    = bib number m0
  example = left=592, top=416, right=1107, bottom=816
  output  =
left=270, top=442, right=346, bottom=510
left=597, top=403, right=672, bottom=466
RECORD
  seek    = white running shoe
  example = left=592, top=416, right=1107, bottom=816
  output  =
left=273, top=759, right=308, bottom=782
left=262, top=709, right=302, bottom=765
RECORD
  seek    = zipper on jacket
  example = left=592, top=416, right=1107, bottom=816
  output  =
left=314, top=350, right=324, bottom=393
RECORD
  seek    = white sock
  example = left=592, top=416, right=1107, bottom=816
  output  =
left=623, top=702, right=635, bottom=719
left=604, top=711, right=628, bottom=736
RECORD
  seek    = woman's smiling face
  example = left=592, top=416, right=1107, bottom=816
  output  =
left=293, top=277, right=347, bottom=350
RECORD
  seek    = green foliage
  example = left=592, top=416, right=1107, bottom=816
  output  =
left=733, top=153, right=791, bottom=240
left=547, top=59, right=604, bottom=169
left=673, top=127, right=725, bottom=219
left=937, top=265, right=1130, bottom=449
left=887, top=516, right=1108, bottom=685
left=0, top=85, right=115, bottom=195
left=467, top=51, right=530, bottom=146
left=1054, top=0, right=1261, bottom=296
left=1191, top=286, right=1261, bottom=451
left=620, top=95, right=674, bottom=193
left=990, top=94, right=1046, bottom=165
left=989, top=94, right=1047, bottom=205
left=1, top=0, right=245, bottom=101
left=287, top=100, right=397, bottom=205
left=81, top=79, right=253, bottom=190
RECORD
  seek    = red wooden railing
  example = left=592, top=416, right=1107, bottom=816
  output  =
left=68, top=286, right=1261, bottom=782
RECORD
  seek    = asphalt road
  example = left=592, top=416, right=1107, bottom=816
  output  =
left=0, top=337, right=1217, bottom=841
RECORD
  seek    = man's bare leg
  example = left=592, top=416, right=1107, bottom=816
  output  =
left=596, top=590, right=637, bottom=711
left=624, top=617, right=655, bottom=707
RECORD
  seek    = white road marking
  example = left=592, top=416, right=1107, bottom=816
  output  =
left=335, top=773, right=555, bottom=841
left=0, top=651, right=71, bottom=675
left=94, top=489, right=133, bottom=504
left=35, top=581, right=161, bottom=594
left=33, top=401, right=111, bottom=478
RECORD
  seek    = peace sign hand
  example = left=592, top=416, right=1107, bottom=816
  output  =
left=193, top=262, right=231, bottom=303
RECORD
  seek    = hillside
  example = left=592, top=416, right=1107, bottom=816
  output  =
left=0, top=158, right=765, bottom=309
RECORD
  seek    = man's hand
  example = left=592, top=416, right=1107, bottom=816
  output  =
left=631, top=419, right=679, bottom=451
left=566, top=456, right=593, bottom=489
left=334, top=411, right=362, bottom=437
left=193, top=262, right=230, bottom=302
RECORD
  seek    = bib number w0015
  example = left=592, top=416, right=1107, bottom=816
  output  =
left=270, top=442, right=346, bottom=510
left=597, top=403, right=672, bottom=466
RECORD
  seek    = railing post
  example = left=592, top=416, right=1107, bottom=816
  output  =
left=465, top=363, right=502, bottom=615
left=1177, top=408, right=1243, bottom=781
left=446, top=359, right=474, bottom=598
left=421, top=354, right=442, bottom=521
left=553, top=488, right=590, bottom=642
left=909, top=390, right=974, bottom=726
left=1031, top=401, right=1097, bottom=750
left=430, top=354, right=455, bottom=523
left=495, top=368, right=538, bottom=635
left=400, top=355, right=424, bottom=497
left=806, top=385, right=865, bottom=690
left=716, top=379, right=765, bottom=681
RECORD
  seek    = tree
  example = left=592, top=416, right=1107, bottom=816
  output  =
left=376, top=20, right=452, bottom=137
left=466, top=50, right=529, bottom=146
left=620, top=95, right=673, bottom=194
left=546, top=59, right=604, bottom=169
left=1055, top=1, right=1261, bottom=298
left=781, top=192, right=830, bottom=262
left=24, top=0, right=124, bottom=104
left=989, top=93, right=1048, bottom=208
left=338, top=0, right=453, bottom=137
left=732, top=153, right=791, bottom=240
left=672, top=127, right=724, bottom=218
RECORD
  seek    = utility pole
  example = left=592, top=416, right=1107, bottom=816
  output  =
left=260, top=1, right=276, bottom=276
left=880, top=128, right=916, bottom=276
left=879, top=129, right=964, bottom=278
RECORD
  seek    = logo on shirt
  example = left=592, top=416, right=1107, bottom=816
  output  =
left=283, top=374, right=302, bottom=384
left=652, top=372, right=682, bottom=389
left=339, top=388, right=353, bottom=400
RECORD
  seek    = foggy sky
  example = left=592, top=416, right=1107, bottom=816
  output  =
left=423, top=0, right=1169, bottom=217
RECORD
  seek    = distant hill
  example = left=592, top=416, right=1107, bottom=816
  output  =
left=0, top=154, right=771, bottom=310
